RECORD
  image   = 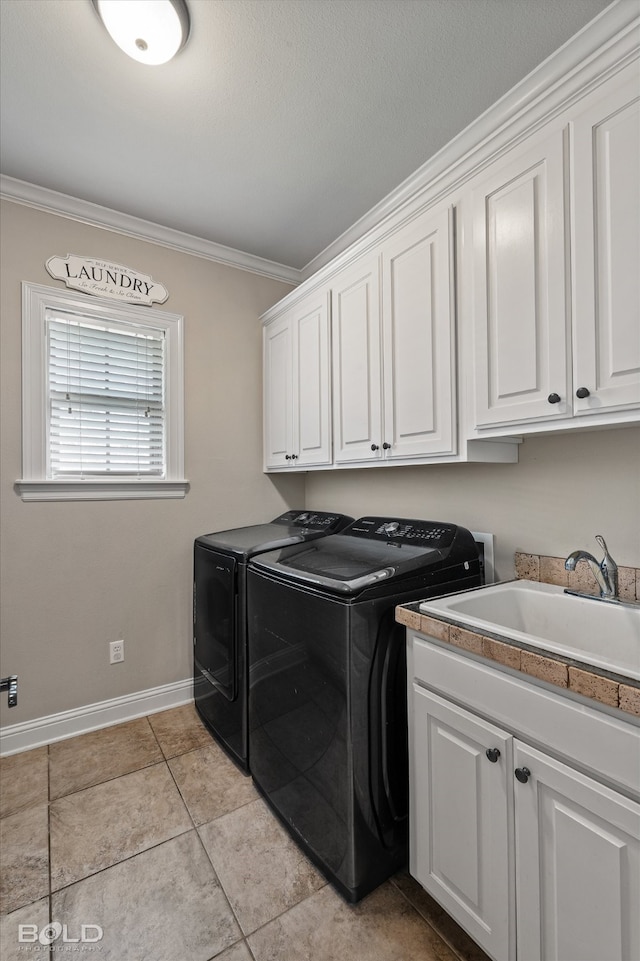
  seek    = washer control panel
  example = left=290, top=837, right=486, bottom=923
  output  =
left=346, top=517, right=458, bottom=549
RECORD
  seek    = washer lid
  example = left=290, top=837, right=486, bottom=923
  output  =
left=248, top=516, right=479, bottom=595
left=249, top=535, right=442, bottom=594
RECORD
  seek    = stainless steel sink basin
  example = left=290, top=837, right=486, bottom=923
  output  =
left=419, top=579, right=640, bottom=681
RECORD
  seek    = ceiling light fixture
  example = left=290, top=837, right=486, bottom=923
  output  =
left=92, top=0, right=190, bottom=66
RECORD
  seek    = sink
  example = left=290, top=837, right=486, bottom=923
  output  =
left=419, top=580, right=640, bottom=681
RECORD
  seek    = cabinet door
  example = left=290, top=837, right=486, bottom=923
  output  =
left=410, top=686, right=514, bottom=961
left=294, top=292, right=332, bottom=467
left=571, top=64, right=640, bottom=415
left=331, top=256, right=383, bottom=463
left=381, top=207, right=456, bottom=458
left=514, top=740, right=640, bottom=961
left=470, top=129, right=568, bottom=427
left=263, top=315, right=293, bottom=469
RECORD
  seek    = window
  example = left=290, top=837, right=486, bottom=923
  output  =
left=47, top=313, right=165, bottom=477
left=17, top=282, right=187, bottom=501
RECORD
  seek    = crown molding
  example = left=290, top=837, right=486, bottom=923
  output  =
left=0, top=175, right=302, bottom=286
left=301, top=0, right=640, bottom=281
left=2, top=3, right=637, bottom=293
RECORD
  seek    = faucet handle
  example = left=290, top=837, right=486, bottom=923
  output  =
left=595, top=535, right=616, bottom=567
left=595, top=535, right=618, bottom=596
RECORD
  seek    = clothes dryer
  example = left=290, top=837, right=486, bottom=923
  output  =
left=193, top=510, right=353, bottom=772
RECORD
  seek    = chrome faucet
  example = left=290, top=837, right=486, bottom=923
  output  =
left=564, top=535, right=618, bottom=600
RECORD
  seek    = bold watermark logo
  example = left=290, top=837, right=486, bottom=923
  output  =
left=18, top=921, right=103, bottom=945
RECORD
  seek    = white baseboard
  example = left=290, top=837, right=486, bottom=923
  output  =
left=0, top=678, right=193, bottom=757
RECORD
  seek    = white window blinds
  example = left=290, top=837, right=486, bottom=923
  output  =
left=47, top=310, right=166, bottom=477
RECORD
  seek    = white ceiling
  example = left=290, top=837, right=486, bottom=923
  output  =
left=0, top=0, right=614, bottom=271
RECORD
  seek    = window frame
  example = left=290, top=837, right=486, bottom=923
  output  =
left=17, top=282, right=188, bottom=501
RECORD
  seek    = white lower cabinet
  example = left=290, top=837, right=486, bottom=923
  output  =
left=408, top=658, right=640, bottom=961
left=411, top=687, right=514, bottom=961
left=514, top=741, right=640, bottom=961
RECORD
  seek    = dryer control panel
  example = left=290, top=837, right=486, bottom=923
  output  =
left=345, top=517, right=458, bottom=549
left=274, top=511, right=352, bottom=532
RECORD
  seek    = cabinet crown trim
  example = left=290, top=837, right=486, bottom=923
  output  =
left=262, top=3, right=639, bottom=322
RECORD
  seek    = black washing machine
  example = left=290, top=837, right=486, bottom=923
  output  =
left=193, top=510, right=353, bottom=772
left=247, top=516, right=481, bottom=901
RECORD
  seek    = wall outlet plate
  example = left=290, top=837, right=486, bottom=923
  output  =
left=109, top=640, right=124, bottom=664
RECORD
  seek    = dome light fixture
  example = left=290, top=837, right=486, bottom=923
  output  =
left=92, top=0, right=190, bottom=66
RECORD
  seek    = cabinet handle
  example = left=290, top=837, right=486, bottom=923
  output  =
left=515, top=766, right=531, bottom=784
left=486, top=748, right=501, bottom=763
left=371, top=444, right=380, bottom=451
left=285, top=454, right=292, bottom=460
left=382, top=442, right=391, bottom=450
left=547, top=393, right=561, bottom=404
left=576, top=387, right=591, bottom=399
left=291, top=454, right=298, bottom=460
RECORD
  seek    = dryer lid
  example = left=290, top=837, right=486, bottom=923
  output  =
left=195, top=511, right=353, bottom=560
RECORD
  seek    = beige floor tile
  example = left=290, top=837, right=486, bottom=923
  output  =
left=51, top=831, right=241, bottom=961
left=391, top=872, right=492, bottom=961
left=216, top=942, right=254, bottom=961
left=48, top=717, right=163, bottom=800
left=148, top=704, right=214, bottom=759
left=0, top=897, right=50, bottom=961
left=0, top=803, right=49, bottom=915
left=199, top=797, right=325, bottom=935
left=248, top=881, right=459, bottom=961
left=50, top=762, right=191, bottom=890
left=168, top=743, right=257, bottom=826
left=0, top=747, right=48, bottom=819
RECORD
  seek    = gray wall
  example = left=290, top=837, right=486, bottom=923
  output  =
left=306, top=427, right=640, bottom=581
left=2, top=200, right=639, bottom=731
left=0, top=200, right=302, bottom=727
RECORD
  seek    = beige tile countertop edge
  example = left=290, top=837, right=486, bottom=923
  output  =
left=395, top=602, right=640, bottom=719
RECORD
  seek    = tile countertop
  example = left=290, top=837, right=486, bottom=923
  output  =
left=395, top=552, right=640, bottom=720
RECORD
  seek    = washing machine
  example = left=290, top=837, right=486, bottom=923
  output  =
left=193, top=510, right=353, bottom=772
left=246, top=516, right=481, bottom=900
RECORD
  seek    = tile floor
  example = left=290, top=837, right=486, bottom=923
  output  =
left=0, top=704, right=490, bottom=961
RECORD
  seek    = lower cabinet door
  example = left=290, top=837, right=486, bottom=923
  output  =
left=514, top=740, right=640, bottom=961
left=410, top=686, right=514, bottom=961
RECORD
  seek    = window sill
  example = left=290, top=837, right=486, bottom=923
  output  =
left=15, top=479, right=190, bottom=502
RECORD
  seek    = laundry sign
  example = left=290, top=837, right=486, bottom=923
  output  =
left=46, top=255, right=169, bottom=306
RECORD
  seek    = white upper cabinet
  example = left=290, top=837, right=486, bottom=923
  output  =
left=465, top=60, right=640, bottom=435
left=264, top=314, right=293, bottom=469
left=295, top=293, right=332, bottom=467
left=262, top=12, right=640, bottom=466
left=263, top=289, right=331, bottom=469
left=571, top=62, right=640, bottom=417
left=332, top=205, right=455, bottom=465
left=466, top=128, right=569, bottom=428
left=331, top=255, right=383, bottom=464
left=381, top=207, right=456, bottom=459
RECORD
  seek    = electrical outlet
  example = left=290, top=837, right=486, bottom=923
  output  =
left=109, top=640, right=125, bottom=664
